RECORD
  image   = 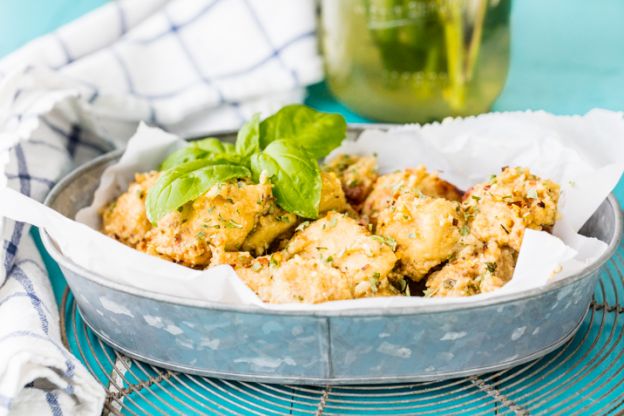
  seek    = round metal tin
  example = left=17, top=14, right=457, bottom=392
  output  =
left=41, top=126, right=623, bottom=384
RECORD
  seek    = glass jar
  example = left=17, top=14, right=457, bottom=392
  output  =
left=320, top=0, right=512, bottom=123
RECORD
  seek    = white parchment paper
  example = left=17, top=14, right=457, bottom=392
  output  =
left=2, top=110, right=624, bottom=310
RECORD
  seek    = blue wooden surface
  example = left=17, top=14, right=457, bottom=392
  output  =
left=2, top=0, right=624, bottom=412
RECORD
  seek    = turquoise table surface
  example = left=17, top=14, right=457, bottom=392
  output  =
left=2, top=0, right=624, bottom=413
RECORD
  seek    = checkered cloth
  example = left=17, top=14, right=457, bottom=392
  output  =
left=0, top=0, right=322, bottom=414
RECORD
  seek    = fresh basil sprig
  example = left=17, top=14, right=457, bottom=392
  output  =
left=160, top=138, right=239, bottom=170
left=146, top=161, right=250, bottom=223
left=145, top=105, right=346, bottom=223
left=251, top=140, right=321, bottom=218
left=235, top=113, right=260, bottom=159
left=259, top=104, right=347, bottom=159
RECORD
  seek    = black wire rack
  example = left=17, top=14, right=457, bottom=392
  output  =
left=60, top=247, right=624, bottom=415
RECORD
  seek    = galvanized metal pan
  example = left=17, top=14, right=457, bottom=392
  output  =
left=41, top=126, right=623, bottom=385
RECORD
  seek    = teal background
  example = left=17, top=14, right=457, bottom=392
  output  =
left=1, top=0, right=623, bottom=308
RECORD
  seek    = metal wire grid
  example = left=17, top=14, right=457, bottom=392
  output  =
left=60, top=247, right=624, bottom=416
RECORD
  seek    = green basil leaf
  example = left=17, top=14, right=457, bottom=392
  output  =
left=253, top=139, right=321, bottom=219
left=195, top=137, right=229, bottom=153
left=236, top=113, right=260, bottom=159
left=259, top=104, right=347, bottom=159
left=146, top=160, right=251, bottom=223
left=160, top=146, right=207, bottom=171
left=160, top=138, right=238, bottom=171
left=249, top=153, right=265, bottom=183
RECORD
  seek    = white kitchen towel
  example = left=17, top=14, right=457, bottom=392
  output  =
left=0, top=0, right=323, bottom=414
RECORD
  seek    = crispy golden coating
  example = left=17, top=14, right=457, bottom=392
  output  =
left=102, top=171, right=159, bottom=248
left=283, top=212, right=398, bottom=285
left=235, top=212, right=400, bottom=303
left=233, top=256, right=274, bottom=295
left=261, top=255, right=360, bottom=304
left=102, top=161, right=561, bottom=302
left=362, top=167, right=463, bottom=224
left=462, top=167, right=560, bottom=251
left=209, top=248, right=254, bottom=269
left=425, top=240, right=516, bottom=298
left=242, top=171, right=353, bottom=255
left=144, top=180, right=271, bottom=268
left=324, top=154, right=378, bottom=205
left=377, top=195, right=462, bottom=281
left=319, top=172, right=351, bottom=214
left=241, top=206, right=298, bottom=256
left=101, top=170, right=351, bottom=270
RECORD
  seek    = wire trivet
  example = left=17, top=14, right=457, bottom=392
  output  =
left=60, top=249, right=624, bottom=415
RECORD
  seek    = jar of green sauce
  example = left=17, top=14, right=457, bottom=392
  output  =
left=320, top=0, right=512, bottom=123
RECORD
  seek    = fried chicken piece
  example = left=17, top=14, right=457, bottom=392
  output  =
left=425, top=239, right=516, bottom=298
left=319, top=172, right=351, bottom=214
left=102, top=171, right=159, bottom=248
left=362, top=167, right=463, bottom=224
left=462, top=167, right=560, bottom=251
left=234, top=256, right=274, bottom=295
left=377, top=194, right=462, bottom=281
left=104, top=168, right=353, bottom=267
left=144, top=180, right=271, bottom=268
left=261, top=255, right=361, bottom=303
left=209, top=248, right=254, bottom=269
left=235, top=212, right=400, bottom=303
left=324, top=154, right=378, bottom=205
left=241, top=206, right=298, bottom=256
left=283, top=212, right=398, bottom=286
left=241, top=172, right=349, bottom=255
